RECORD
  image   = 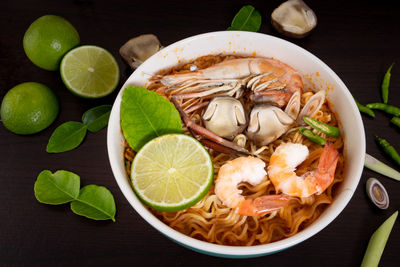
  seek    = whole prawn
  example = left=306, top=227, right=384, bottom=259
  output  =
left=215, top=156, right=290, bottom=216
left=159, top=57, right=303, bottom=107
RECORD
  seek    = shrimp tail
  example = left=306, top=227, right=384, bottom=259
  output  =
left=238, top=195, right=291, bottom=216
left=314, top=142, right=339, bottom=194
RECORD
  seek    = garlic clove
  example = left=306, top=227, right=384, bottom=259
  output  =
left=271, top=0, right=317, bottom=38
left=366, top=178, right=389, bottom=209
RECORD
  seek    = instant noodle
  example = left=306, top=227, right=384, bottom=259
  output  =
left=123, top=55, right=344, bottom=246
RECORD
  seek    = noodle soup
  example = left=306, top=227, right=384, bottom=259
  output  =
left=123, top=54, right=345, bottom=246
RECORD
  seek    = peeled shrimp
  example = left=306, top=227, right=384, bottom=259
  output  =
left=215, top=156, right=290, bottom=216
left=267, top=142, right=339, bottom=198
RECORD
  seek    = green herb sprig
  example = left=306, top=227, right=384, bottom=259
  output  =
left=34, top=170, right=116, bottom=221
left=46, top=105, right=111, bottom=153
left=227, top=5, right=261, bottom=32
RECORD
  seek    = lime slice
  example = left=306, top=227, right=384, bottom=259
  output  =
left=60, top=45, right=119, bottom=98
left=131, top=134, right=214, bottom=212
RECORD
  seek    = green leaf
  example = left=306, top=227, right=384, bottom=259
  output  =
left=34, top=170, right=80, bottom=204
left=121, top=86, right=182, bottom=151
left=70, top=185, right=116, bottom=221
left=47, top=121, right=87, bottom=153
left=82, top=105, right=112, bottom=133
left=227, top=5, right=262, bottom=32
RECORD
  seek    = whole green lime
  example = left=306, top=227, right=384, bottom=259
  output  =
left=23, top=15, right=80, bottom=71
left=1, top=82, right=59, bottom=135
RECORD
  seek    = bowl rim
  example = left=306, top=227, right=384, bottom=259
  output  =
left=107, top=31, right=365, bottom=257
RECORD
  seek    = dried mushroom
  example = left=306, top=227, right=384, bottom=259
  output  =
left=202, top=97, right=247, bottom=140
left=246, top=104, right=294, bottom=146
left=119, top=34, right=162, bottom=70
left=271, top=0, right=317, bottom=38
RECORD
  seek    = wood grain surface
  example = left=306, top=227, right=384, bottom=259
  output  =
left=0, top=0, right=399, bottom=266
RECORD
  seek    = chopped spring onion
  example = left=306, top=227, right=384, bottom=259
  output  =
left=361, top=211, right=398, bottom=267
left=364, top=154, right=400, bottom=181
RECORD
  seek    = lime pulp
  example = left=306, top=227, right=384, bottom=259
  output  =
left=60, top=45, right=120, bottom=98
left=130, top=134, right=214, bottom=212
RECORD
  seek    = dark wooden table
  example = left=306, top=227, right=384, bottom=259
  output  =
left=1, top=0, right=399, bottom=266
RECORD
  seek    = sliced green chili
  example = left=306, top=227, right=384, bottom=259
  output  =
left=390, top=117, right=400, bottom=128
left=381, top=63, right=394, bottom=104
left=366, top=103, right=400, bottom=117
left=303, top=117, right=340, bottom=137
left=376, top=136, right=400, bottom=166
left=355, top=99, right=375, bottom=117
left=299, top=127, right=326, bottom=145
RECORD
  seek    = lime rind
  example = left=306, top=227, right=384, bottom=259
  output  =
left=60, top=45, right=120, bottom=98
left=130, top=134, right=214, bottom=212
left=0, top=82, right=59, bottom=135
left=23, top=15, right=80, bottom=71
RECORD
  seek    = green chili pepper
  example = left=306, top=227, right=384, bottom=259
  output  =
left=355, top=99, right=375, bottom=117
left=375, top=136, right=400, bottom=166
left=299, top=127, right=326, bottom=145
left=366, top=103, right=400, bottom=117
left=381, top=63, right=394, bottom=104
left=390, top=117, right=400, bottom=128
left=303, top=117, right=340, bottom=137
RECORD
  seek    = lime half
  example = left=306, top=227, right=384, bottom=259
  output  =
left=131, top=134, right=214, bottom=212
left=60, top=45, right=119, bottom=98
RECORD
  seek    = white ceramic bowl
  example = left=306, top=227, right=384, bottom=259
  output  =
left=107, top=31, right=365, bottom=258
